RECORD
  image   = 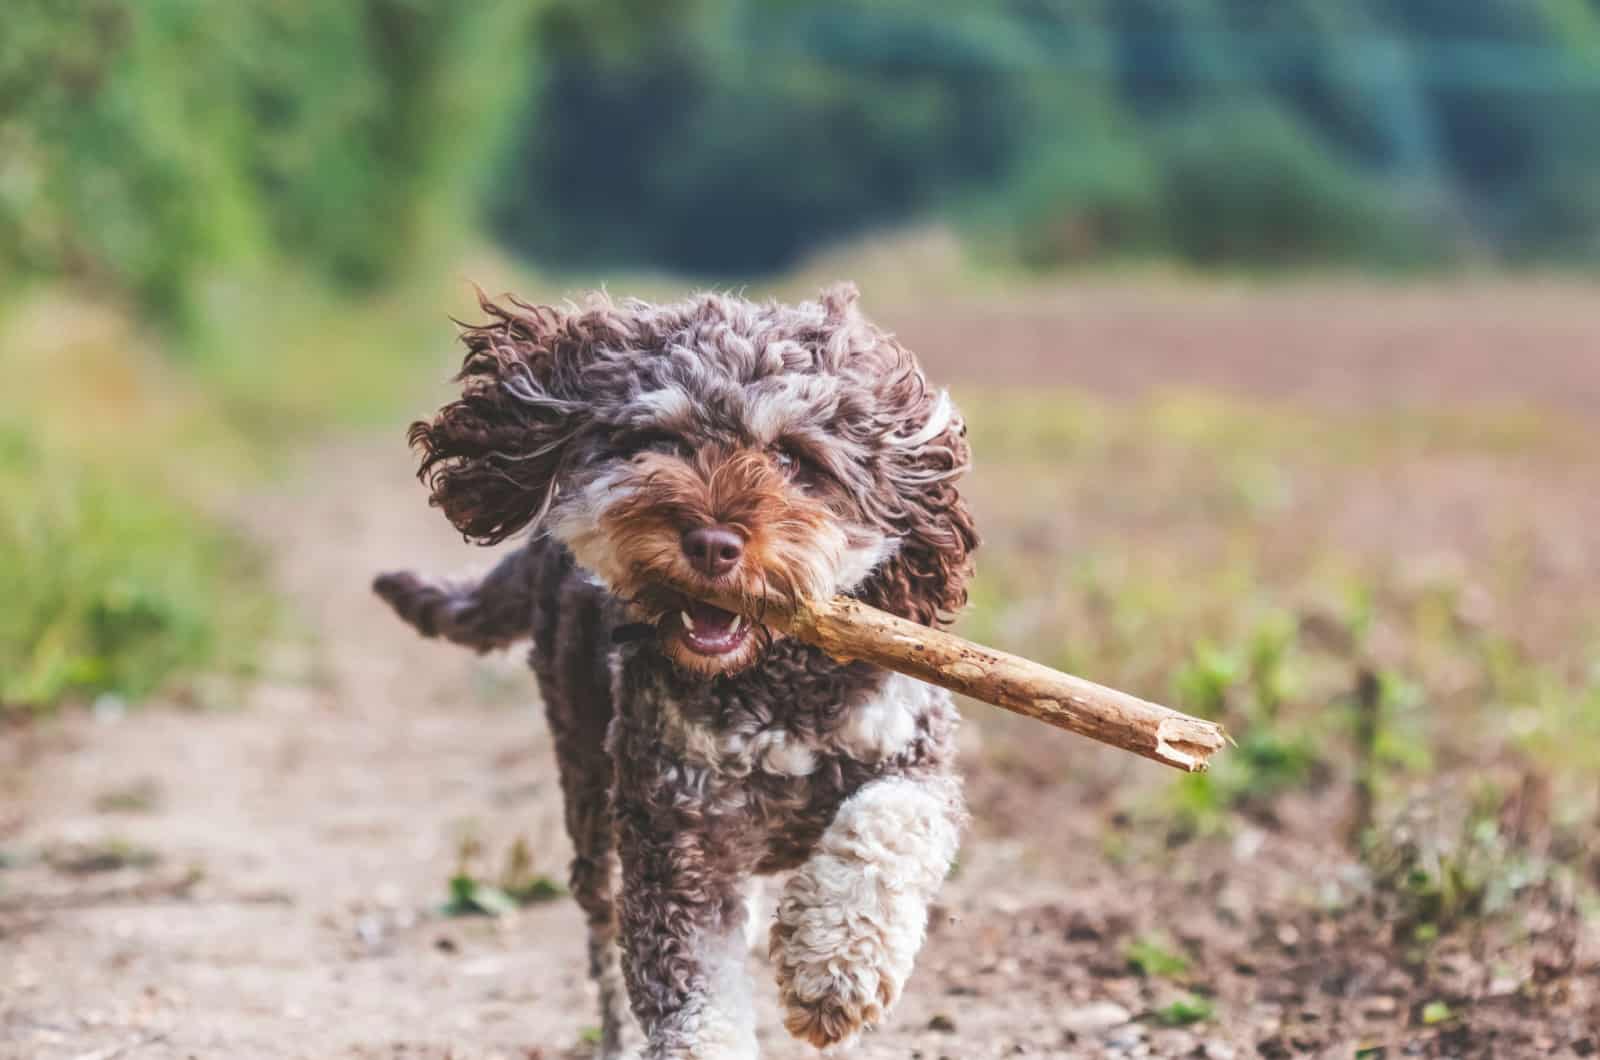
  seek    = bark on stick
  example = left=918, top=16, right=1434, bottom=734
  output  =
left=680, top=586, right=1228, bottom=773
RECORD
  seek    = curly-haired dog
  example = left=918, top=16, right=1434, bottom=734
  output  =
left=374, top=284, right=977, bottom=1059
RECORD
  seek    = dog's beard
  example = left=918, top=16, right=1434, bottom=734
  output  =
left=551, top=453, right=891, bottom=677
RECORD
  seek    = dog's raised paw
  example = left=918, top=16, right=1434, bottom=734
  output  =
left=778, top=972, right=893, bottom=1050
left=771, top=905, right=904, bottom=1049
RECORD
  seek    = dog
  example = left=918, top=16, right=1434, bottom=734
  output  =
left=374, top=284, right=977, bottom=1059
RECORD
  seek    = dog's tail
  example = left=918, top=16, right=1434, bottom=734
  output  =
left=373, top=547, right=534, bottom=653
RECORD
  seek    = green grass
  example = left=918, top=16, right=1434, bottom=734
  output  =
left=1125, top=935, right=1191, bottom=979
left=0, top=256, right=503, bottom=714
left=0, top=426, right=266, bottom=710
left=440, top=834, right=567, bottom=917
left=1420, top=1000, right=1455, bottom=1025
left=1153, top=995, right=1215, bottom=1026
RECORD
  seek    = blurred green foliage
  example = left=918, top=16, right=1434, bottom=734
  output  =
left=0, top=425, right=263, bottom=710
left=1, top=0, right=534, bottom=710
left=1125, top=935, right=1191, bottom=979
left=495, top=0, right=1600, bottom=274
left=1, top=0, right=540, bottom=322
left=1364, top=782, right=1551, bottom=934
left=1153, top=995, right=1216, bottom=1027
left=7, top=0, right=1600, bottom=308
left=0, top=264, right=458, bottom=713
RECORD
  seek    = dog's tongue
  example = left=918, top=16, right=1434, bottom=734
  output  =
left=686, top=600, right=737, bottom=634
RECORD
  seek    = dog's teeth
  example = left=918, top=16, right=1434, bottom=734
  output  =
left=729, top=614, right=743, bottom=632
left=680, top=610, right=695, bottom=629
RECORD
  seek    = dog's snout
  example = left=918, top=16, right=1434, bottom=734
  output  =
left=682, top=525, right=744, bottom=578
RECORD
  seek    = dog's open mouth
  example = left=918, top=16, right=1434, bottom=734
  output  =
left=670, top=599, right=752, bottom=656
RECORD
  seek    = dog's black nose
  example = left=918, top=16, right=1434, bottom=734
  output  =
left=682, top=525, right=744, bottom=578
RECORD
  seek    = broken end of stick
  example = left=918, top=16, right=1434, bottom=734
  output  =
left=1154, top=716, right=1229, bottom=773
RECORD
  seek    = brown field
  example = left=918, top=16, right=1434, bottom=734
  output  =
left=4, top=279, right=1598, bottom=1059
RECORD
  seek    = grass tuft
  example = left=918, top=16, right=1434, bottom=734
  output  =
left=0, top=425, right=266, bottom=711
left=1152, top=995, right=1215, bottom=1026
left=1125, top=935, right=1191, bottom=979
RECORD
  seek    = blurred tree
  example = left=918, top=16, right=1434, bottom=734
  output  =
left=0, top=0, right=542, bottom=322
left=489, top=0, right=1600, bottom=274
left=6, top=0, right=1600, bottom=300
left=1153, top=101, right=1431, bottom=267
left=490, top=0, right=1045, bottom=273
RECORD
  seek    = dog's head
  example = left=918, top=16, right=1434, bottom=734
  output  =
left=411, top=284, right=976, bottom=676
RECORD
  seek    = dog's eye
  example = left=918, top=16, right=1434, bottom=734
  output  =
left=773, top=444, right=827, bottom=488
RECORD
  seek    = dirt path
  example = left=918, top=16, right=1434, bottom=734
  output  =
left=3, top=440, right=594, bottom=1058
left=6, top=448, right=1593, bottom=1060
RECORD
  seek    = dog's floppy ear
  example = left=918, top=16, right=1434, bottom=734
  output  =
left=812, top=284, right=977, bottom=627
left=410, top=293, right=617, bottom=545
left=863, top=382, right=978, bottom=627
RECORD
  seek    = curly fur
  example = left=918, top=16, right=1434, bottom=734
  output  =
left=376, top=285, right=976, bottom=1058
left=772, top=775, right=962, bottom=1048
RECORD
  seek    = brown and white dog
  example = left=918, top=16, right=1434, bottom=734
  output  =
left=375, top=285, right=977, bottom=1059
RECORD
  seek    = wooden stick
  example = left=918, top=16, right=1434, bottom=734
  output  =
left=679, top=586, right=1228, bottom=773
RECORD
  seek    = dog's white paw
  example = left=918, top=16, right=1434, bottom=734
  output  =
left=770, top=778, right=960, bottom=1049
left=771, top=917, right=899, bottom=1048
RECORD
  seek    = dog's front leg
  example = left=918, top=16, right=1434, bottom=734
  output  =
left=612, top=783, right=757, bottom=1059
left=771, top=772, right=963, bottom=1050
